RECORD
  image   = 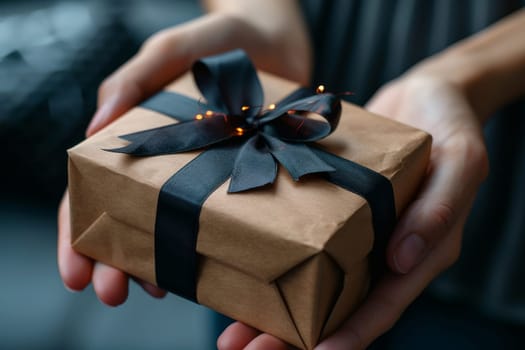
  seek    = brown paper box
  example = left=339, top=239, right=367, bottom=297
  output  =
left=68, top=71, right=431, bottom=349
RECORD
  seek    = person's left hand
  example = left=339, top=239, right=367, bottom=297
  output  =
left=217, top=60, right=489, bottom=350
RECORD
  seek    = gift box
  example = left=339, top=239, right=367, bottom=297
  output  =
left=68, top=50, right=431, bottom=349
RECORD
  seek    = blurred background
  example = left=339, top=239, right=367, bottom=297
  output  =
left=0, top=0, right=220, bottom=349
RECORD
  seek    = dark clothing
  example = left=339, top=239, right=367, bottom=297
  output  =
left=369, top=294, right=525, bottom=350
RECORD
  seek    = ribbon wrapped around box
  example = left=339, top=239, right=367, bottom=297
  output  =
left=68, top=50, right=431, bottom=349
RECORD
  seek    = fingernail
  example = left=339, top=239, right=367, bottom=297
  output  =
left=393, top=234, right=427, bottom=274
left=63, top=283, right=78, bottom=293
left=141, top=282, right=166, bottom=298
left=86, top=95, right=119, bottom=137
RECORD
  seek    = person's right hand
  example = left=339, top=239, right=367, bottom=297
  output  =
left=58, top=4, right=312, bottom=306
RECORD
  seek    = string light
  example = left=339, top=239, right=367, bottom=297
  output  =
left=235, top=127, right=244, bottom=136
left=195, top=114, right=204, bottom=120
left=267, top=103, right=276, bottom=110
left=241, top=105, right=250, bottom=112
left=316, top=85, right=325, bottom=94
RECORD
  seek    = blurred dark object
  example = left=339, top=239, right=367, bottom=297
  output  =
left=0, top=2, right=139, bottom=202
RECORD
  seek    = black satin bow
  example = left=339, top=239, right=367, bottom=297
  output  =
left=110, top=49, right=342, bottom=193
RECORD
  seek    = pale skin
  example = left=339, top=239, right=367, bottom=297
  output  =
left=57, top=2, right=525, bottom=349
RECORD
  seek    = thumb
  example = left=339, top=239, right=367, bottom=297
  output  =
left=387, top=138, right=487, bottom=274
left=388, top=196, right=456, bottom=274
left=85, top=26, right=195, bottom=137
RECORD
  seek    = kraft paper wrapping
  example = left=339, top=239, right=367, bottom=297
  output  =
left=68, top=71, right=431, bottom=349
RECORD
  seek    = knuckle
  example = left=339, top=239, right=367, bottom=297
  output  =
left=428, top=202, right=456, bottom=233
left=97, top=78, right=113, bottom=102
left=97, top=77, right=124, bottom=106
left=97, top=75, right=142, bottom=108
left=141, top=29, right=178, bottom=56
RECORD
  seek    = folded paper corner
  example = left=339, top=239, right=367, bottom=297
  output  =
left=71, top=212, right=156, bottom=286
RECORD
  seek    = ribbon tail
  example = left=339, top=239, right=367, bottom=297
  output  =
left=140, top=91, right=220, bottom=122
left=262, top=134, right=335, bottom=180
left=229, top=135, right=277, bottom=193
left=107, top=116, right=236, bottom=156
left=155, top=144, right=239, bottom=301
left=310, top=146, right=396, bottom=280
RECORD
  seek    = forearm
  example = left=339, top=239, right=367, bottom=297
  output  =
left=202, top=0, right=312, bottom=83
left=415, top=9, right=525, bottom=122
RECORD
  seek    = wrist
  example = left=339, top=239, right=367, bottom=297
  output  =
left=410, top=50, right=502, bottom=124
left=410, top=10, right=525, bottom=123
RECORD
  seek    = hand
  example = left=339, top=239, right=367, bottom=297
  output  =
left=217, top=64, right=489, bottom=349
left=58, top=8, right=311, bottom=306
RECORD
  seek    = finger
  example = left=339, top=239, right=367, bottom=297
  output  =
left=365, top=82, right=401, bottom=118
left=314, top=275, right=415, bottom=350
left=387, top=137, right=487, bottom=274
left=92, top=263, right=129, bottom=306
left=85, top=14, right=241, bottom=137
left=85, top=18, right=204, bottom=137
left=244, top=333, right=291, bottom=350
left=86, top=90, right=141, bottom=137
left=57, top=190, right=93, bottom=291
left=316, top=228, right=462, bottom=350
left=217, top=322, right=261, bottom=350
left=134, top=278, right=167, bottom=298
left=85, top=32, right=190, bottom=137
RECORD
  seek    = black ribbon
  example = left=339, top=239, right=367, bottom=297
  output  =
left=108, top=50, right=396, bottom=302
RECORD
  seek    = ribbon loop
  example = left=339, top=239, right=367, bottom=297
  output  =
left=259, top=93, right=341, bottom=142
left=193, top=49, right=264, bottom=118
left=229, top=135, right=277, bottom=193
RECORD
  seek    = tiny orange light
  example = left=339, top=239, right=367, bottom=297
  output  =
left=241, top=105, right=250, bottom=112
left=268, top=103, right=276, bottom=110
left=205, top=110, right=214, bottom=117
left=235, top=127, right=244, bottom=135
left=195, top=114, right=204, bottom=120
left=316, top=85, right=325, bottom=93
